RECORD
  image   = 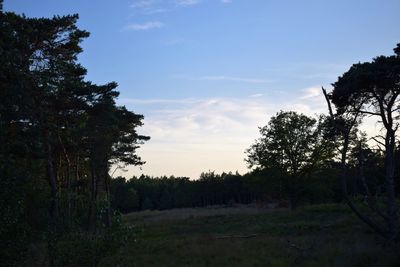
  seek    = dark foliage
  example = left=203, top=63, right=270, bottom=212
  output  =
left=330, top=44, right=400, bottom=240
left=0, top=6, right=148, bottom=265
left=110, top=167, right=355, bottom=214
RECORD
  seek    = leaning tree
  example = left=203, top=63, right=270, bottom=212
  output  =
left=325, top=43, right=400, bottom=241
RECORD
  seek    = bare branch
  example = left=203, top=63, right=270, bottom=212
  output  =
left=370, top=136, right=385, bottom=147
left=111, top=165, right=126, bottom=178
left=357, top=110, right=381, bottom=116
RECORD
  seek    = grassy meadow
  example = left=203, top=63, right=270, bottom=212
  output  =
left=95, top=204, right=399, bottom=267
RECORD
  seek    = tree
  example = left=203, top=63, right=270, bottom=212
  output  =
left=246, top=111, right=335, bottom=209
left=329, top=44, right=400, bottom=241
left=85, top=83, right=149, bottom=230
left=0, top=6, right=149, bottom=264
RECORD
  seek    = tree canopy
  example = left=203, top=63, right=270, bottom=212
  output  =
left=246, top=111, right=335, bottom=208
left=0, top=6, right=149, bottom=265
left=246, top=111, right=334, bottom=177
left=329, top=44, right=400, bottom=240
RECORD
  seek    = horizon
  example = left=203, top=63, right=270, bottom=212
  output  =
left=6, top=0, right=400, bottom=179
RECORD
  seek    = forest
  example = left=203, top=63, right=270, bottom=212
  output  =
left=1, top=1, right=400, bottom=266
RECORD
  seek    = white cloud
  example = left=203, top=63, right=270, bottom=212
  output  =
left=131, top=0, right=154, bottom=8
left=129, top=0, right=217, bottom=16
left=120, top=97, right=270, bottom=178
left=299, top=86, right=321, bottom=99
left=122, top=21, right=164, bottom=31
left=248, top=93, right=263, bottom=98
left=175, top=0, right=201, bottom=6
left=117, top=93, right=329, bottom=179
left=130, top=0, right=170, bottom=14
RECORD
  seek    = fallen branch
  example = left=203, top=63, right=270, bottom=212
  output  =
left=216, top=234, right=258, bottom=239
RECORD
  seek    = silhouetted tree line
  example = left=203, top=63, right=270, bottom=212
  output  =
left=111, top=172, right=265, bottom=212
left=110, top=147, right=394, bottom=213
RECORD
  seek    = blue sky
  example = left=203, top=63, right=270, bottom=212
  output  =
left=6, top=0, right=400, bottom=178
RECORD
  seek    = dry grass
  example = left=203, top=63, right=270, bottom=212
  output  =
left=98, top=204, right=400, bottom=267
left=125, top=205, right=284, bottom=224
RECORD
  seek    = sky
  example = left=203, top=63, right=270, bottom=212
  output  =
left=6, top=0, right=400, bottom=179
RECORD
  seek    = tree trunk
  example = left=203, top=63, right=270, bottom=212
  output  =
left=322, top=88, right=386, bottom=238
left=104, top=170, right=112, bottom=228
left=88, top=159, right=98, bottom=232
left=288, top=175, right=298, bottom=211
left=384, top=130, right=398, bottom=240
left=45, top=138, right=59, bottom=267
left=340, top=136, right=350, bottom=196
left=46, top=140, right=59, bottom=220
left=73, top=153, right=80, bottom=214
left=58, top=135, right=72, bottom=223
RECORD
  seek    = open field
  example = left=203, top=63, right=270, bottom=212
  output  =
left=97, top=204, right=399, bottom=267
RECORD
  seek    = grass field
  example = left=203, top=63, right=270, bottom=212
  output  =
left=98, top=204, right=399, bottom=267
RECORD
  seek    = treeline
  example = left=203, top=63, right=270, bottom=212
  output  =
left=0, top=4, right=148, bottom=265
left=110, top=150, right=390, bottom=213
left=109, top=107, right=399, bottom=214
left=111, top=172, right=270, bottom=212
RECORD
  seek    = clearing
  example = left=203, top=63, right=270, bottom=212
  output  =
left=99, top=204, right=399, bottom=267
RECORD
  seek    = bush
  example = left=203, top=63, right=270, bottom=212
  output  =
left=53, top=214, right=137, bottom=267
